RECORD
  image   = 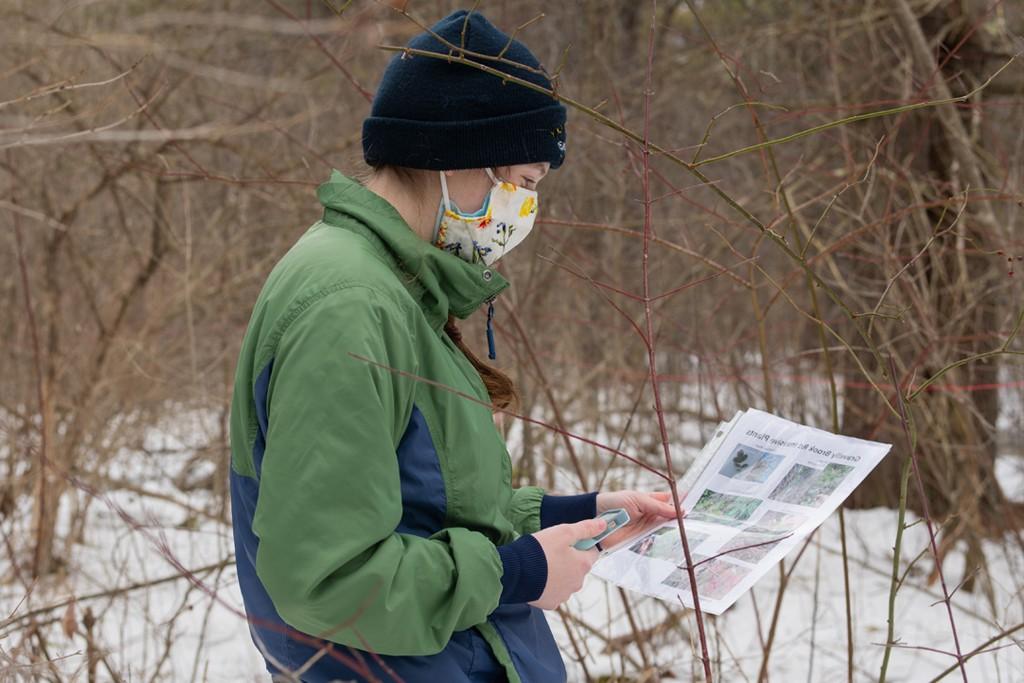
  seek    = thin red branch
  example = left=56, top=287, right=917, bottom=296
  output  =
left=638, top=2, right=713, bottom=681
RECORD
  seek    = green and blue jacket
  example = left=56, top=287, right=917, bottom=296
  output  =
left=229, top=170, right=597, bottom=682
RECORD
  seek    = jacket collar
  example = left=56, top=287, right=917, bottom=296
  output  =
left=316, top=169, right=509, bottom=332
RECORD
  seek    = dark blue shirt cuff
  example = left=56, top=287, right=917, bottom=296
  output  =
left=540, top=491, right=598, bottom=529
left=496, top=535, right=547, bottom=604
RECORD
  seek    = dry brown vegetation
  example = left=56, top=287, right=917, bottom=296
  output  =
left=1, top=1, right=1022, bottom=681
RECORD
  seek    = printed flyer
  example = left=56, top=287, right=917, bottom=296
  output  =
left=590, top=408, right=892, bottom=614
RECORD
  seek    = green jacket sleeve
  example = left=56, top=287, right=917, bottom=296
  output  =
left=251, top=286, right=504, bottom=656
left=505, top=487, right=601, bottom=535
left=505, top=486, right=546, bottom=535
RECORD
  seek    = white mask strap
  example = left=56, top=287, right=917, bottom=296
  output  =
left=441, top=169, right=502, bottom=212
left=438, top=171, right=452, bottom=211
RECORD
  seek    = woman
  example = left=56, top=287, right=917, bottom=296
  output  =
left=229, top=9, right=677, bottom=683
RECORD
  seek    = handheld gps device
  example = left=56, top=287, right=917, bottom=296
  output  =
left=573, top=508, right=631, bottom=551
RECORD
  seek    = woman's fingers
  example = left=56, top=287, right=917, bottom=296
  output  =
left=640, top=491, right=677, bottom=516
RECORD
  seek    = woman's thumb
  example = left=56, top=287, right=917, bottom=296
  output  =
left=572, top=517, right=607, bottom=541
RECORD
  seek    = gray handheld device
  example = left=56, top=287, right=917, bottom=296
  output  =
left=573, top=508, right=631, bottom=551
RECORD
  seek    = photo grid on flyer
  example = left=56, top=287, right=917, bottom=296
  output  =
left=590, top=409, right=892, bottom=614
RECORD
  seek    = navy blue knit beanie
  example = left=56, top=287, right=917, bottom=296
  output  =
left=362, top=9, right=567, bottom=171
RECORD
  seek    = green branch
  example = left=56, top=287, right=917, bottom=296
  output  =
left=907, top=307, right=1024, bottom=401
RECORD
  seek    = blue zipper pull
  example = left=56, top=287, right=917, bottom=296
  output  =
left=486, top=298, right=497, bottom=360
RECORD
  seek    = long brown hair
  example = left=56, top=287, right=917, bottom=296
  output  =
left=358, top=162, right=520, bottom=414
left=443, top=314, right=519, bottom=414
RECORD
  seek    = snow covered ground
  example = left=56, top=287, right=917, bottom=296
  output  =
left=563, top=505, right=1024, bottom=681
left=1, top=410, right=1022, bottom=682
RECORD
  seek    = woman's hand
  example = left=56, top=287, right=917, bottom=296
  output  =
left=595, top=490, right=682, bottom=550
left=527, top=517, right=608, bottom=610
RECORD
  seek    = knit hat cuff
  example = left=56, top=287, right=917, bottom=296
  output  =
left=363, top=104, right=566, bottom=171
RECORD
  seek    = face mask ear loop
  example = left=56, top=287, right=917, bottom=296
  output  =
left=438, top=171, right=453, bottom=212
left=484, top=167, right=499, bottom=184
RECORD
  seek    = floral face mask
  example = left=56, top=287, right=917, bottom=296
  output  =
left=432, top=168, right=539, bottom=266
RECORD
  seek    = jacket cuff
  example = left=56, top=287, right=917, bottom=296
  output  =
left=496, top=535, right=548, bottom=604
left=506, top=486, right=546, bottom=535
left=540, top=492, right=598, bottom=529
